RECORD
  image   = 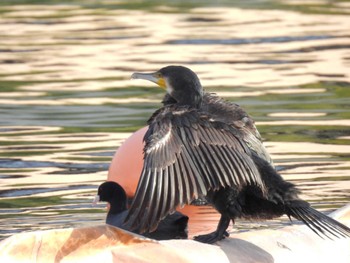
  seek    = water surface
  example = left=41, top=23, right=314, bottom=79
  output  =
left=0, top=1, right=349, bottom=240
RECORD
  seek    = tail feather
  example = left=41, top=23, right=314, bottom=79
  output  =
left=300, top=207, right=349, bottom=238
left=287, top=205, right=350, bottom=239
left=290, top=207, right=331, bottom=239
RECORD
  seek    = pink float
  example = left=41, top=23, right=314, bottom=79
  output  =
left=107, top=126, right=148, bottom=197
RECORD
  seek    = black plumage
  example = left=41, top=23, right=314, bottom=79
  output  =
left=126, top=65, right=350, bottom=243
left=96, top=181, right=188, bottom=240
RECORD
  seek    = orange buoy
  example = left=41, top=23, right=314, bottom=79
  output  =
left=107, top=126, right=148, bottom=197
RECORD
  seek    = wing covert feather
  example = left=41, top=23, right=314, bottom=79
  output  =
left=203, top=93, right=273, bottom=166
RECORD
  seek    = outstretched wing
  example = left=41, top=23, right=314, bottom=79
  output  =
left=125, top=105, right=266, bottom=233
left=203, top=93, right=273, bottom=166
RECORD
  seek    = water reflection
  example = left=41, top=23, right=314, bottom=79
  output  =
left=0, top=2, right=349, bottom=240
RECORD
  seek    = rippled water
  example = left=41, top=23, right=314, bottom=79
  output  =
left=0, top=0, right=350, bottom=240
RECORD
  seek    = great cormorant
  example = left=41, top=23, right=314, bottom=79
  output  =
left=95, top=181, right=189, bottom=240
left=125, top=65, right=350, bottom=243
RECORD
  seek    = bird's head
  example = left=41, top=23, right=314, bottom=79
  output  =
left=131, top=65, right=203, bottom=107
left=94, top=181, right=127, bottom=212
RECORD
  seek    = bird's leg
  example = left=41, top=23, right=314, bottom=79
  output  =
left=194, top=214, right=231, bottom=244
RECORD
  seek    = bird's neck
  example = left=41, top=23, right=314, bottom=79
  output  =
left=163, top=92, right=203, bottom=108
left=108, top=199, right=127, bottom=215
left=180, top=93, right=203, bottom=108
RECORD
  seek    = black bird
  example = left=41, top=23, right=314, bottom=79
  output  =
left=125, top=65, right=350, bottom=244
left=95, top=181, right=189, bottom=240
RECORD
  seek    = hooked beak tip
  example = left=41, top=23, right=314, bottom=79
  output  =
left=130, top=72, right=139, bottom=80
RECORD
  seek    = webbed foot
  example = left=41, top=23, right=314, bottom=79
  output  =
left=194, top=230, right=229, bottom=244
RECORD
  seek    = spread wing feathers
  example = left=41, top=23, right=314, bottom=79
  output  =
left=241, top=126, right=274, bottom=166
left=125, top=106, right=266, bottom=233
left=203, top=93, right=274, bottom=166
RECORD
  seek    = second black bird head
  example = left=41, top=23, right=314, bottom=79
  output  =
left=95, top=181, right=127, bottom=214
left=131, top=65, right=203, bottom=107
